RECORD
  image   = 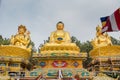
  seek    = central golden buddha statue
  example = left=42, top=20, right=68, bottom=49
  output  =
left=50, top=21, right=71, bottom=44
left=40, top=21, right=80, bottom=54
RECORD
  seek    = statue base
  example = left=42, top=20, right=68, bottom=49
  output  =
left=90, top=45, right=120, bottom=58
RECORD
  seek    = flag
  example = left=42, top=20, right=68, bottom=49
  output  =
left=101, top=8, right=120, bottom=33
left=100, top=16, right=109, bottom=26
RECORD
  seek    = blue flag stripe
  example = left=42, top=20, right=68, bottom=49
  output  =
left=100, top=16, right=109, bottom=22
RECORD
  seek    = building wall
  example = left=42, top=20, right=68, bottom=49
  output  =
left=36, top=59, right=83, bottom=69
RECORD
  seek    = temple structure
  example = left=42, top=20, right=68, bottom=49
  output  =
left=0, top=23, right=119, bottom=80
left=31, top=22, right=88, bottom=79
left=0, top=25, right=32, bottom=79
left=89, top=25, right=120, bottom=74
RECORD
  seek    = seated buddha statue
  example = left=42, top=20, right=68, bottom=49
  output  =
left=50, top=21, right=71, bottom=44
left=10, top=25, right=31, bottom=49
left=91, top=25, right=112, bottom=48
left=40, top=21, right=80, bottom=54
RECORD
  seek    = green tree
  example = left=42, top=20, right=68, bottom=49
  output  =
left=0, top=35, right=10, bottom=45
left=83, top=57, right=92, bottom=68
left=71, top=36, right=81, bottom=50
left=71, top=36, right=93, bottom=53
left=111, top=36, right=120, bottom=45
left=0, top=35, right=3, bottom=45
left=29, top=41, right=37, bottom=52
left=80, top=41, right=93, bottom=53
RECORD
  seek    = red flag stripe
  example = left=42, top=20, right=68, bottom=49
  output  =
left=114, top=8, right=120, bottom=30
left=109, top=13, right=119, bottom=31
left=107, top=17, right=112, bottom=31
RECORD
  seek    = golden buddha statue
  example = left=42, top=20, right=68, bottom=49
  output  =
left=91, top=25, right=112, bottom=48
left=49, top=21, right=71, bottom=44
left=40, top=21, right=80, bottom=54
left=10, top=25, right=31, bottom=49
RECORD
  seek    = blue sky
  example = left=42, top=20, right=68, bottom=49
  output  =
left=0, top=0, right=120, bottom=48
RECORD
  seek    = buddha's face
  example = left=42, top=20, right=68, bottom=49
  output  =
left=18, top=28, right=26, bottom=34
left=57, top=23, right=64, bottom=30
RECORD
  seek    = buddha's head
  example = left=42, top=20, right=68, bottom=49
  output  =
left=18, top=25, right=26, bottom=34
left=56, top=21, right=64, bottom=30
